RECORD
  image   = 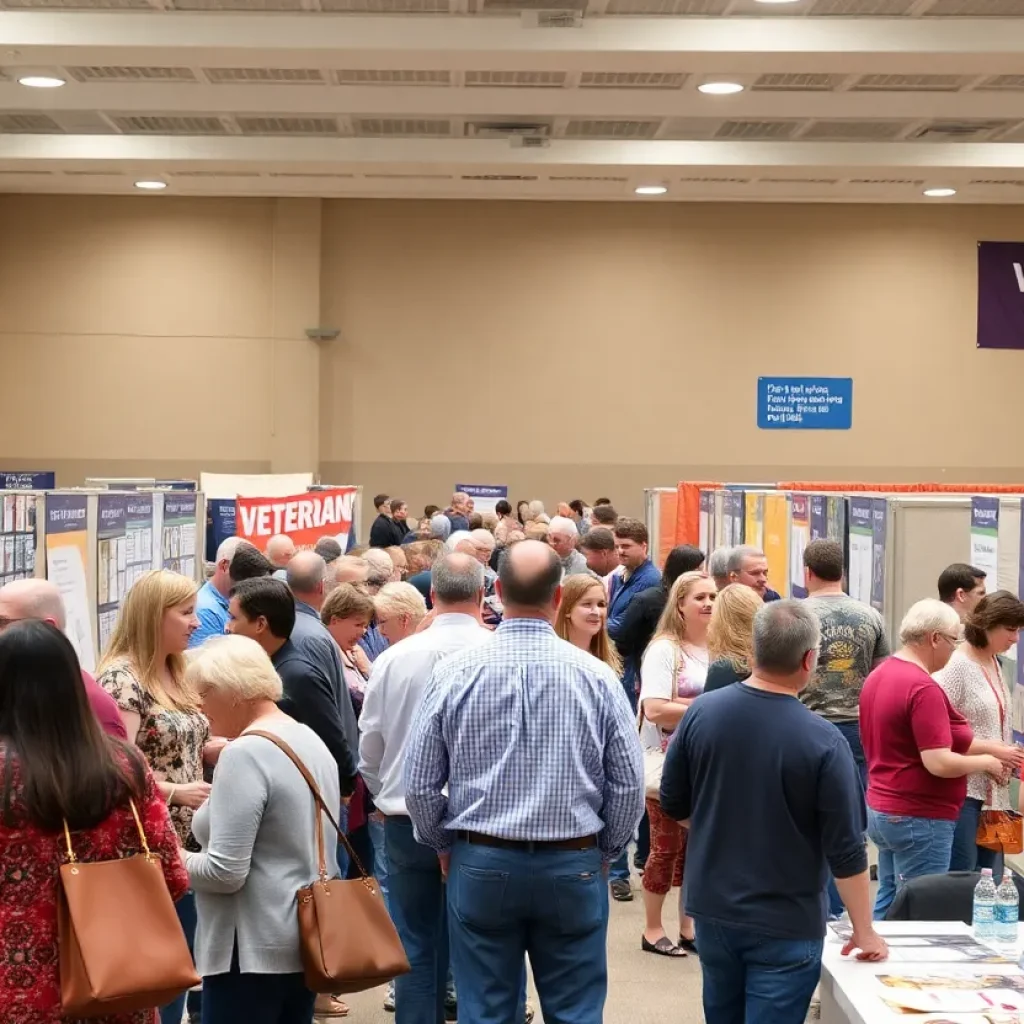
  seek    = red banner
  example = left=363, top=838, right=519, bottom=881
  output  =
left=236, top=487, right=356, bottom=550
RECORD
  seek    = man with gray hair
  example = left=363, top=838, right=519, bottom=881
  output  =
left=661, top=600, right=887, bottom=1024
left=359, top=552, right=489, bottom=1024
left=727, top=544, right=782, bottom=601
left=547, top=515, right=595, bottom=579
left=707, top=546, right=733, bottom=592
left=191, top=535, right=252, bottom=647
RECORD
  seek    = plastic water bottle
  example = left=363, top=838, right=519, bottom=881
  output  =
left=974, top=868, right=998, bottom=940
left=995, top=870, right=1019, bottom=945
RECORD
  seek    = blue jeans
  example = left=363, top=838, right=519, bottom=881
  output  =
left=694, top=919, right=823, bottom=1024
left=161, top=890, right=198, bottom=1024
left=202, top=942, right=314, bottom=1024
left=368, top=813, right=390, bottom=911
left=448, top=839, right=607, bottom=1024
left=950, top=797, right=1004, bottom=877
left=385, top=816, right=449, bottom=1024
left=866, top=808, right=956, bottom=919
left=826, top=721, right=868, bottom=918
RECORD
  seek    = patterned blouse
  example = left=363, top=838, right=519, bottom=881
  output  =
left=936, top=649, right=1011, bottom=809
left=0, top=751, right=188, bottom=1024
left=98, top=660, right=210, bottom=848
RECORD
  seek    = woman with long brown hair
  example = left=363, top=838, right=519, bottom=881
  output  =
left=0, top=620, right=187, bottom=1023
left=554, top=574, right=622, bottom=675
left=704, top=584, right=763, bottom=692
left=638, top=571, right=716, bottom=958
left=97, top=569, right=213, bottom=1024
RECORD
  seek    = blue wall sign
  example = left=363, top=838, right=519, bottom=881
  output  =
left=757, top=377, right=853, bottom=430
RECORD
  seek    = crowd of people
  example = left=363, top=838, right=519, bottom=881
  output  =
left=1, top=485, right=1023, bottom=1024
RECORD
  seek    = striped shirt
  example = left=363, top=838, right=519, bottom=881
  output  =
left=404, top=617, right=644, bottom=860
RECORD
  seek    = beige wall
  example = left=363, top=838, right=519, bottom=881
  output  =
left=2, top=196, right=1024, bottom=531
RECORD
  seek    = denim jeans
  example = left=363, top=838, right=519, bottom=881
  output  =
left=385, top=815, right=449, bottom=1024
left=202, top=943, right=313, bottom=1024
left=161, top=890, right=197, bottom=1024
left=866, top=807, right=956, bottom=919
left=448, top=839, right=607, bottom=1024
left=826, top=721, right=868, bottom=918
left=694, top=919, right=823, bottom=1024
left=368, top=813, right=390, bottom=911
left=950, top=797, right=1004, bottom=877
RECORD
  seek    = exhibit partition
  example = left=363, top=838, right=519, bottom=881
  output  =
left=643, top=487, right=678, bottom=569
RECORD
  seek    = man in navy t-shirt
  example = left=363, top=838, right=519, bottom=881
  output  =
left=661, top=600, right=888, bottom=1024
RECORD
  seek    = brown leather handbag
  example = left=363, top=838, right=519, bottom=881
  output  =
left=975, top=667, right=1023, bottom=855
left=246, top=731, right=410, bottom=994
left=58, top=798, right=200, bottom=1018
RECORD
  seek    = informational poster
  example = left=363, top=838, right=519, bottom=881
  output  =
left=205, top=498, right=237, bottom=564
left=161, top=493, right=197, bottom=580
left=848, top=498, right=874, bottom=606
left=45, top=494, right=95, bottom=671
left=125, top=493, right=154, bottom=591
left=790, top=494, right=810, bottom=599
left=723, top=489, right=744, bottom=547
left=0, top=471, right=55, bottom=490
left=809, top=494, right=828, bottom=542
left=977, top=240, right=1024, bottom=350
left=763, top=493, right=790, bottom=596
left=871, top=498, right=888, bottom=614
left=970, top=496, right=1000, bottom=592
left=236, top=487, right=357, bottom=552
left=744, top=492, right=765, bottom=551
left=826, top=495, right=847, bottom=545
left=454, top=484, right=507, bottom=516
left=96, top=494, right=127, bottom=655
left=756, top=377, right=853, bottom=430
left=0, top=492, right=38, bottom=588
left=698, top=489, right=713, bottom=555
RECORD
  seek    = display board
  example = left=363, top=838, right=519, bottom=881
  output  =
left=790, top=494, right=810, bottom=599
left=848, top=498, right=874, bottom=607
left=45, top=493, right=95, bottom=671
left=0, top=491, right=38, bottom=586
left=699, top=490, right=713, bottom=555
left=455, top=484, right=507, bottom=516
left=763, top=493, right=790, bottom=596
left=160, top=493, right=198, bottom=579
left=723, top=489, right=744, bottom=547
left=744, top=492, right=765, bottom=550
left=1, top=471, right=55, bottom=490
left=96, top=494, right=127, bottom=654
left=970, top=496, right=1000, bottom=592
left=236, top=487, right=357, bottom=552
left=644, top=488, right=678, bottom=569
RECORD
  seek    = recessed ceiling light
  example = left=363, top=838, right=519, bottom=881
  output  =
left=635, top=185, right=668, bottom=196
left=697, top=81, right=745, bottom=96
left=755, top=0, right=802, bottom=4
left=923, top=187, right=956, bottom=198
left=134, top=180, right=168, bottom=191
left=18, top=75, right=65, bottom=89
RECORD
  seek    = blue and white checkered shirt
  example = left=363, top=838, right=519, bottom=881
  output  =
left=403, top=617, right=644, bottom=860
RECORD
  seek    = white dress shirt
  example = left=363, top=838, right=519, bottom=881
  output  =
left=358, top=613, right=492, bottom=816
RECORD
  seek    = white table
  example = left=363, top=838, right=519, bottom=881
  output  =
left=820, top=921, right=1024, bottom=1024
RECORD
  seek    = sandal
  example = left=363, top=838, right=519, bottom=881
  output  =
left=678, top=936, right=699, bottom=956
left=641, top=936, right=688, bottom=957
left=314, top=994, right=350, bottom=1017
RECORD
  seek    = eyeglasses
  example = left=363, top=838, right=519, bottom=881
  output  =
left=937, top=632, right=960, bottom=647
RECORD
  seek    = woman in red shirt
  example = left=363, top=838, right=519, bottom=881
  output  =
left=0, top=619, right=188, bottom=1024
left=860, top=599, right=1018, bottom=919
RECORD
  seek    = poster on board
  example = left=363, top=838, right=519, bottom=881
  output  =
left=699, top=490, right=712, bottom=555
left=454, top=484, right=508, bottom=516
left=727, top=490, right=745, bottom=547
left=970, top=496, right=999, bottom=592
left=45, top=494, right=95, bottom=671
left=809, top=495, right=827, bottom=542
left=236, top=487, right=357, bottom=552
left=871, top=498, right=887, bottom=615
left=125, top=493, right=154, bottom=592
left=162, top=493, right=197, bottom=580
left=744, top=493, right=765, bottom=551
left=0, top=492, right=37, bottom=587
left=96, top=494, right=127, bottom=655
left=0, top=471, right=55, bottom=490
left=848, top=499, right=873, bottom=606
left=791, top=495, right=810, bottom=599
left=763, top=494, right=790, bottom=597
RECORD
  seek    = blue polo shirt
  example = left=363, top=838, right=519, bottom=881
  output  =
left=190, top=580, right=229, bottom=648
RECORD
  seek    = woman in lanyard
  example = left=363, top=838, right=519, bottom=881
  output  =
left=936, top=590, right=1024, bottom=875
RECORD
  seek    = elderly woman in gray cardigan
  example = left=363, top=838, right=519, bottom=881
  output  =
left=183, top=635, right=342, bottom=1024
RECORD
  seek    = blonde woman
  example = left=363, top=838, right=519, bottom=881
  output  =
left=374, top=581, right=428, bottom=647
left=554, top=574, right=622, bottom=675
left=185, top=635, right=340, bottom=1024
left=97, top=569, right=213, bottom=1024
left=705, top=584, right=763, bottom=692
left=638, top=571, right=716, bottom=958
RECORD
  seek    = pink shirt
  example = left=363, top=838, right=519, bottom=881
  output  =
left=81, top=669, right=128, bottom=740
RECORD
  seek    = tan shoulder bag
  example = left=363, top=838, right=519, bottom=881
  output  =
left=58, top=799, right=199, bottom=1018
left=246, top=730, right=410, bottom=994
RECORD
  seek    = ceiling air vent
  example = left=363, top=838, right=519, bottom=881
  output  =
left=977, top=75, right=1024, bottom=91
left=2, top=0, right=150, bottom=8
left=679, top=176, right=751, bottom=184
left=852, top=74, right=968, bottom=92
left=236, top=116, right=339, bottom=136
left=521, top=9, right=583, bottom=25
left=465, top=121, right=550, bottom=138
left=970, top=179, right=1024, bottom=186
left=925, top=0, right=1024, bottom=14
left=354, top=118, right=452, bottom=136
left=204, top=68, right=325, bottom=85
left=0, top=113, right=63, bottom=132
left=605, top=0, right=730, bottom=12
left=321, top=0, right=450, bottom=10
left=565, top=119, right=661, bottom=139
left=461, top=174, right=539, bottom=181
left=549, top=175, right=629, bottom=182
left=911, top=120, right=1010, bottom=139
left=752, top=73, right=841, bottom=92
left=465, top=70, right=566, bottom=88
left=336, top=69, right=452, bottom=86
left=714, top=120, right=799, bottom=140
left=66, top=66, right=197, bottom=83
left=580, top=71, right=687, bottom=89
left=809, top=0, right=916, bottom=13
left=801, top=120, right=908, bottom=140
left=849, top=178, right=925, bottom=185
left=111, top=115, right=230, bottom=135
left=172, top=0, right=304, bottom=10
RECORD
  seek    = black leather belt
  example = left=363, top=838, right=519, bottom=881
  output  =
left=458, top=831, right=597, bottom=852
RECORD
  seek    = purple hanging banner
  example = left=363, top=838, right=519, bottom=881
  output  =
left=977, top=241, right=1024, bottom=350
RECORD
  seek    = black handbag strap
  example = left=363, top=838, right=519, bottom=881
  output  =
left=244, top=730, right=369, bottom=879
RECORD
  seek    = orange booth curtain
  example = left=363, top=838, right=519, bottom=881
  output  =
left=673, top=481, right=721, bottom=549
